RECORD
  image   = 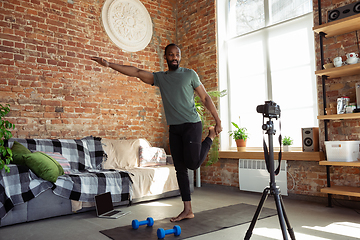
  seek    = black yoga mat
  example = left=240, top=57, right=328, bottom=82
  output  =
left=100, top=203, right=277, bottom=240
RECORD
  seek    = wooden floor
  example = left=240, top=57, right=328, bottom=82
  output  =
left=1, top=184, right=360, bottom=240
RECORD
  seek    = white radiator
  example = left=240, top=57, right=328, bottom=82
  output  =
left=239, top=159, right=287, bottom=196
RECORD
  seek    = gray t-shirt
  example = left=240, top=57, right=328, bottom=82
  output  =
left=153, top=67, right=202, bottom=125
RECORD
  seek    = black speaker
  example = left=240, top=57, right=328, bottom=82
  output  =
left=302, top=128, right=319, bottom=152
left=328, top=1, right=360, bottom=23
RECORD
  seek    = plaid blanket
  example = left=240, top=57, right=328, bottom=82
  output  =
left=0, top=137, right=132, bottom=220
left=53, top=169, right=131, bottom=203
left=0, top=164, right=53, bottom=219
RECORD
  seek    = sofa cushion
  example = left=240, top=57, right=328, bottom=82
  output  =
left=22, top=152, right=64, bottom=183
left=102, top=138, right=151, bottom=170
left=33, top=151, right=71, bottom=174
left=139, top=146, right=167, bottom=167
left=48, top=152, right=71, bottom=174
left=11, top=141, right=31, bottom=166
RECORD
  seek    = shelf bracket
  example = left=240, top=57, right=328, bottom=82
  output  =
left=326, top=165, right=333, bottom=207
left=319, top=32, right=326, bottom=68
left=317, top=0, right=322, bottom=25
left=322, top=75, right=327, bottom=116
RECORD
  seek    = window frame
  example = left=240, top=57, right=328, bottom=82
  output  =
left=217, top=0, right=317, bottom=151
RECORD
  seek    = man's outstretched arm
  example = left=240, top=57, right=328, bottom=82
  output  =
left=91, top=57, right=154, bottom=85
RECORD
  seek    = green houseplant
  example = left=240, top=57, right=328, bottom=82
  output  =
left=282, top=136, right=293, bottom=152
left=229, top=122, right=248, bottom=152
left=194, top=89, right=227, bottom=166
left=0, top=104, right=15, bottom=173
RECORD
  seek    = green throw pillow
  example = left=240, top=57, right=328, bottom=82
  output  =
left=22, top=152, right=64, bottom=183
left=11, top=141, right=32, bottom=166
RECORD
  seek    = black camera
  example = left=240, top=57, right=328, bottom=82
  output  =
left=256, top=100, right=281, bottom=119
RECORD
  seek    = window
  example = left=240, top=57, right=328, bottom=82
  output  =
left=218, top=0, right=317, bottom=150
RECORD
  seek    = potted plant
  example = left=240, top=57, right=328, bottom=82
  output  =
left=282, top=136, right=293, bottom=152
left=0, top=104, right=15, bottom=173
left=229, top=122, right=249, bottom=152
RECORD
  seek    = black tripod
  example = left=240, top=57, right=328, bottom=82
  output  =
left=244, top=118, right=296, bottom=240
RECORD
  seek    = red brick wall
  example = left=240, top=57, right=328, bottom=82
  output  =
left=0, top=0, right=177, bottom=149
left=201, top=159, right=239, bottom=188
left=177, top=0, right=218, bottom=92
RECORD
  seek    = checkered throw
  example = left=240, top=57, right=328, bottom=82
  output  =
left=0, top=164, right=53, bottom=219
left=0, top=137, right=132, bottom=220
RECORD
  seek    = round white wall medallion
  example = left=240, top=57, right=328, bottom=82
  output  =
left=101, top=0, right=153, bottom=52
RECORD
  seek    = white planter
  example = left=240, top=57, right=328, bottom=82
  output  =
left=283, top=145, right=291, bottom=152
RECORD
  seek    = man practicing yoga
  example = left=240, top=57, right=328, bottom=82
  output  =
left=91, top=43, right=222, bottom=222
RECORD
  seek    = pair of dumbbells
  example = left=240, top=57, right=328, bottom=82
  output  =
left=131, top=217, right=181, bottom=239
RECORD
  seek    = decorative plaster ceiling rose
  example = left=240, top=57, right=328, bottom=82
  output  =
left=101, top=0, right=153, bottom=52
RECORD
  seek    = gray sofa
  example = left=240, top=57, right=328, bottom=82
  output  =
left=0, top=137, right=193, bottom=227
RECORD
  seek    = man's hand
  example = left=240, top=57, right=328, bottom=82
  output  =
left=214, top=123, right=222, bottom=136
left=91, top=57, right=109, bottom=67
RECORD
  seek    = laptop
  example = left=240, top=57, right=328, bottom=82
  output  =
left=95, top=192, right=130, bottom=219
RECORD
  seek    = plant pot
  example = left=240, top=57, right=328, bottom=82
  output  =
left=235, top=139, right=247, bottom=152
left=283, top=145, right=291, bottom=152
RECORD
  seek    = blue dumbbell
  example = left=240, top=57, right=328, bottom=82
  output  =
left=157, top=225, right=181, bottom=239
left=132, top=217, right=154, bottom=229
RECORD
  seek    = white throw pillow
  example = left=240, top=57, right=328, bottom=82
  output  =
left=139, top=146, right=167, bottom=167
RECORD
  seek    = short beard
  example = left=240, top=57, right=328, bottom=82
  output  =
left=167, top=60, right=179, bottom=71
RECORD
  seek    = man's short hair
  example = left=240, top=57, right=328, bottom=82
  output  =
left=165, top=43, right=180, bottom=55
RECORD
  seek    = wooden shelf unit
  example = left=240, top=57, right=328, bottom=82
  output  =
left=313, top=14, right=360, bottom=38
left=314, top=9, right=360, bottom=205
left=321, top=186, right=360, bottom=198
left=319, top=161, right=360, bottom=199
left=315, top=63, right=360, bottom=79
left=319, top=160, right=360, bottom=167
left=317, top=112, right=360, bottom=120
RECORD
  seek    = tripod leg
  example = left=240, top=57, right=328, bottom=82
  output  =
left=279, top=195, right=296, bottom=240
left=244, top=187, right=270, bottom=240
left=273, top=190, right=289, bottom=240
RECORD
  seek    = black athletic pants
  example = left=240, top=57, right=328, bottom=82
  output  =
left=169, top=121, right=213, bottom=201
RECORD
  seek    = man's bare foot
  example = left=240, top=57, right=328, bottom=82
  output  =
left=170, top=201, right=194, bottom=222
left=170, top=209, right=194, bottom=222
left=208, top=126, right=216, bottom=141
